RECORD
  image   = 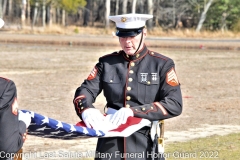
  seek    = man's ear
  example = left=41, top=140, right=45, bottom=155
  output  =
left=143, top=28, right=147, bottom=38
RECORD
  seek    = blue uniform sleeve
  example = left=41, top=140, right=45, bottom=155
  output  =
left=73, top=61, right=104, bottom=119
left=0, top=79, right=26, bottom=154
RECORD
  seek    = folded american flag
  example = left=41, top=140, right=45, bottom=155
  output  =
left=21, top=110, right=151, bottom=139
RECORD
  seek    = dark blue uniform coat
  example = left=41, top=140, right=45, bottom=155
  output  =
left=74, top=45, right=182, bottom=160
left=0, top=77, right=26, bottom=160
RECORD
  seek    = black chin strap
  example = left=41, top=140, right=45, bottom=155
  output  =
left=133, top=31, right=144, bottom=55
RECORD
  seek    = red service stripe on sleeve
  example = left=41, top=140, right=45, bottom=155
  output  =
left=73, top=95, right=86, bottom=104
left=154, top=102, right=168, bottom=115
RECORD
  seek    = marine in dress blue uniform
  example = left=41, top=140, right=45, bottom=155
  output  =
left=0, top=20, right=31, bottom=160
left=0, top=77, right=31, bottom=160
left=73, top=14, right=182, bottom=160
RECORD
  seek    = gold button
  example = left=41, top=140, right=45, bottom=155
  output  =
left=142, top=108, right=145, bottom=111
left=110, top=80, right=113, bottom=83
left=147, top=81, right=151, bottom=85
left=127, top=87, right=131, bottom=91
left=130, top=62, right=135, bottom=67
left=151, top=52, right=154, bottom=55
left=136, top=54, right=140, bottom=58
left=129, top=78, right=133, bottom=82
left=81, top=107, right=84, bottom=110
left=79, top=103, right=82, bottom=105
left=126, top=104, right=130, bottom=108
left=129, top=70, right=134, bottom=74
left=126, top=54, right=129, bottom=58
left=126, top=96, right=131, bottom=101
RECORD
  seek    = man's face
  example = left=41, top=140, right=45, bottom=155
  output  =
left=119, top=28, right=147, bottom=55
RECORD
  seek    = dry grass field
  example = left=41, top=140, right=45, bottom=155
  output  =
left=0, top=34, right=240, bottom=159
left=3, top=24, right=240, bottom=39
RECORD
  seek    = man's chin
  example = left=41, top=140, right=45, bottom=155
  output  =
left=124, top=50, right=135, bottom=56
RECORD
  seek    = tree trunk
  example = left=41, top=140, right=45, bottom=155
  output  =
left=122, top=0, right=128, bottom=14
left=32, top=2, right=39, bottom=29
left=83, top=0, right=91, bottom=26
left=8, top=0, right=13, bottom=19
left=52, top=7, right=56, bottom=24
left=132, top=0, right=137, bottom=13
left=48, top=4, right=53, bottom=27
left=42, top=0, right=46, bottom=28
left=27, top=0, right=31, bottom=25
left=91, top=0, right=94, bottom=26
left=172, top=0, right=175, bottom=28
left=105, top=0, right=110, bottom=28
left=57, top=7, right=60, bottom=24
left=155, top=0, right=160, bottom=27
left=221, top=13, right=228, bottom=32
left=2, top=0, right=7, bottom=18
left=138, top=0, right=144, bottom=14
left=147, top=0, right=153, bottom=30
left=0, top=1, right=3, bottom=18
left=62, top=9, right=65, bottom=26
left=115, top=0, right=119, bottom=15
left=21, top=0, right=27, bottom=28
left=196, top=0, right=214, bottom=32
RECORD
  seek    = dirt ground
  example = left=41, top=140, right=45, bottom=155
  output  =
left=0, top=33, right=240, bottom=159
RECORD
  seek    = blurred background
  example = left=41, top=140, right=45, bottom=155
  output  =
left=0, top=0, right=240, bottom=37
left=0, top=1, right=240, bottom=159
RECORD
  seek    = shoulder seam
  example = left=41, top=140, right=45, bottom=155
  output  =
left=101, top=51, right=122, bottom=58
left=148, top=51, right=168, bottom=61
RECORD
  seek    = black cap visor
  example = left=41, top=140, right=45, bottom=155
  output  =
left=116, top=27, right=144, bottom=37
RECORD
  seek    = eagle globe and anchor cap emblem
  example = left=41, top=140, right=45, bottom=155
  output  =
left=121, top=17, right=127, bottom=22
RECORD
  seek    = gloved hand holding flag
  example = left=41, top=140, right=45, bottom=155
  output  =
left=21, top=110, right=151, bottom=139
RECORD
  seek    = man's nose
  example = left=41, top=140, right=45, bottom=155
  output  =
left=124, top=37, right=132, bottom=42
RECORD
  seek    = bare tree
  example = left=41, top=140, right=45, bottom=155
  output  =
left=147, top=0, right=153, bottom=29
left=105, top=0, right=110, bottom=28
left=155, top=0, right=192, bottom=30
left=122, top=0, right=128, bottom=14
left=47, top=2, right=52, bottom=27
left=8, top=0, right=13, bottom=19
left=196, top=0, right=214, bottom=32
left=32, top=1, right=39, bottom=29
left=220, top=12, right=228, bottom=32
left=115, top=0, right=119, bottom=15
left=21, top=0, right=27, bottom=28
left=27, top=0, right=31, bottom=25
left=62, top=9, right=65, bottom=26
left=83, top=0, right=91, bottom=26
left=0, top=0, right=3, bottom=18
left=2, top=0, right=7, bottom=18
left=132, top=0, right=137, bottom=13
left=138, top=0, right=144, bottom=13
left=155, top=0, right=160, bottom=27
left=42, top=0, right=46, bottom=27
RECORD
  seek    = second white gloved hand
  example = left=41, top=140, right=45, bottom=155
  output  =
left=81, top=108, right=106, bottom=130
left=109, top=108, right=133, bottom=126
left=18, top=111, right=31, bottom=128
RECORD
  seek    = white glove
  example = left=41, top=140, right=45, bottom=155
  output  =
left=109, top=108, right=133, bottom=126
left=82, top=108, right=106, bottom=130
left=18, top=111, right=31, bottom=128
